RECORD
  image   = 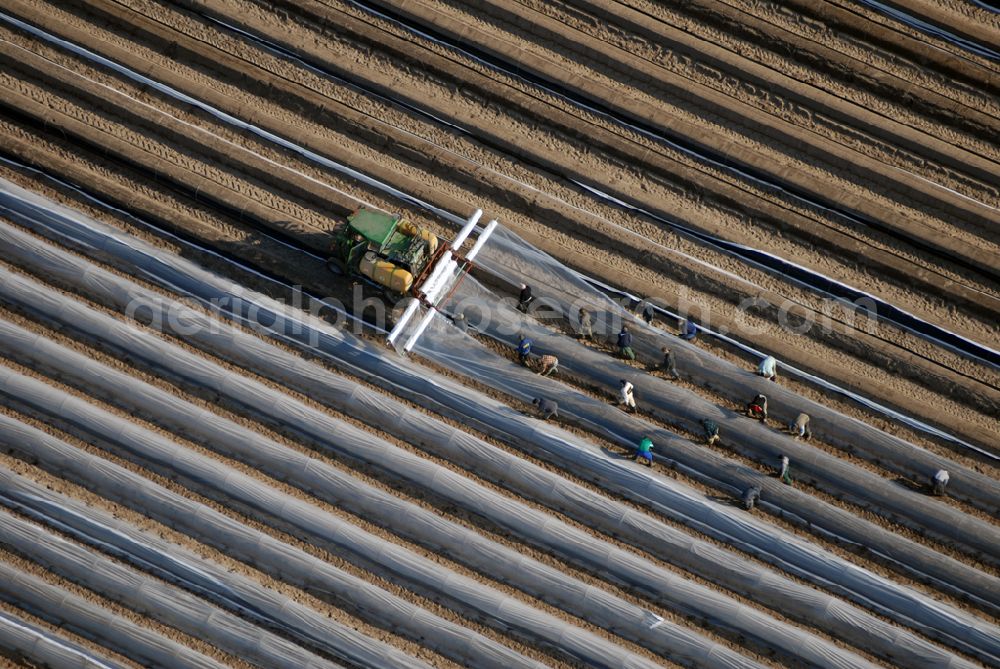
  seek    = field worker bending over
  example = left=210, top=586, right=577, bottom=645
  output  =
left=618, top=379, right=637, bottom=412
left=517, top=334, right=532, bottom=365
left=532, top=397, right=559, bottom=420
left=577, top=307, right=593, bottom=340
left=659, top=347, right=680, bottom=380
left=679, top=319, right=698, bottom=341
left=618, top=326, right=636, bottom=361
left=778, top=455, right=793, bottom=486
left=634, top=436, right=654, bottom=466
left=518, top=283, right=534, bottom=312
left=537, top=354, right=559, bottom=377
left=931, top=469, right=949, bottom=496
left=640, top=303, right=655, bottom=325
left=701, top=419, right=720, bottom=446
left=746, top=394, right=768, bottom=422
left=790, top=413, right=811, bottom=440
left=742, top=486, right=761, bottom=511
left=757, top=355, right=778, bottom=381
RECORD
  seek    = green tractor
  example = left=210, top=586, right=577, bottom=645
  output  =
left=327, top=208, right=440, bottom=298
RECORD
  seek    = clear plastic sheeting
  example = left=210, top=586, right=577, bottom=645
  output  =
left=0, top=183, right=998, bottom=664
left=433, top=264, right=1000, bottom=569
left=0, top=243, right=978, bottom=669
left=0, top=372, right=725, bottom=669
left=0, top=510, right=344, bottom=669
left=0, top=610, right=126, bottom=669
left=0, top=563, right=226, bottom=669
left=414, top=292, right=1000, bottom=656
left=473, top=226, right=1000, bottom=514
left=0, top=427, right=514, bottom=669
left=0, top=293, right=888, bottom=669
left=0, top=469, right=493, bottom=669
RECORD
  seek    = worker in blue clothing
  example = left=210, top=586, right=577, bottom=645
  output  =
left=617, top=326, right=636, bottom=361
left=679, top=319, right=697, bottom=341
left=517, top=334, right=532, bottom=365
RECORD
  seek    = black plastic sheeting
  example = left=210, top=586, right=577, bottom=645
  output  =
left=0, top=238, right=982, bottom=668
left=1, top=179, right=998, bottom=666
left=472, top=226, right=1000, bottom=514
left=340, top=0, right=999, bottom=365
left=9, top=7, right=993, bottom=370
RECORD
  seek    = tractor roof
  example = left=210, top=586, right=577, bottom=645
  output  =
left=347, top=209, right=400, bottom=247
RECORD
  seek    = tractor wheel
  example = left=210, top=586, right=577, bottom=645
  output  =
left=326, top=257, right=347, bottom=275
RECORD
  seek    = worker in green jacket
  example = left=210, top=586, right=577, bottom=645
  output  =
left=634, top=436, right=654, bottom=466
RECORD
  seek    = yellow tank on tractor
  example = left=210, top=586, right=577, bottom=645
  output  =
left=330, top=206, right=497, bottom=352
left=327, top=208, right=439, bottom=297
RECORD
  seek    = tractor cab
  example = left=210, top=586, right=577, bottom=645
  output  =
left=328, top=208, right=439, bottom=296
left=328, top=206, right=498, bottom=353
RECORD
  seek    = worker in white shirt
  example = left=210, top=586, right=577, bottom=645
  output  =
left=757, top=355, right=778, bottom=381
left=931, top=469, right=949, bottom=496
left=618, top=379, right=637, bottom=413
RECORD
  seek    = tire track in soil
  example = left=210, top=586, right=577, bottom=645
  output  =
left=0, top=6, right=996, bottom=474
left=825, top=0, right=1000, bottom=68
left=0, top=0, right=996, bottom=640
left=336, top=0, right=1000, bottom=273
left=749, top=0, right=1000, bottom=87
left=1, top=149, right=992, bottom=648
left=17, top=0, right=1000, bottom=384
left=147, top=0, right=1000, bottom=316
left=479, top=0, right=1000, bottom=205
left=612, top=0, right=1000, bottom=153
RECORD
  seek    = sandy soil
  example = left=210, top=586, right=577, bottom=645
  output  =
left=0, top=0, right=997, bottom=665
left=15, top=0, right=994, bottom=443
left=0, top=15, right=996, bottom=458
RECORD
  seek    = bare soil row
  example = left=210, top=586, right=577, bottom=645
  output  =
left=0, top=1, right=997, bottom=663
left=3, top=0, right=996, bottom=457
left=0, top=100, right=984, bottom=664
left=0, top=2, right=996, bottom=516
left=330, top=0, right=1000, bottom=280
left=0, top=37, right=993, bottom=579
